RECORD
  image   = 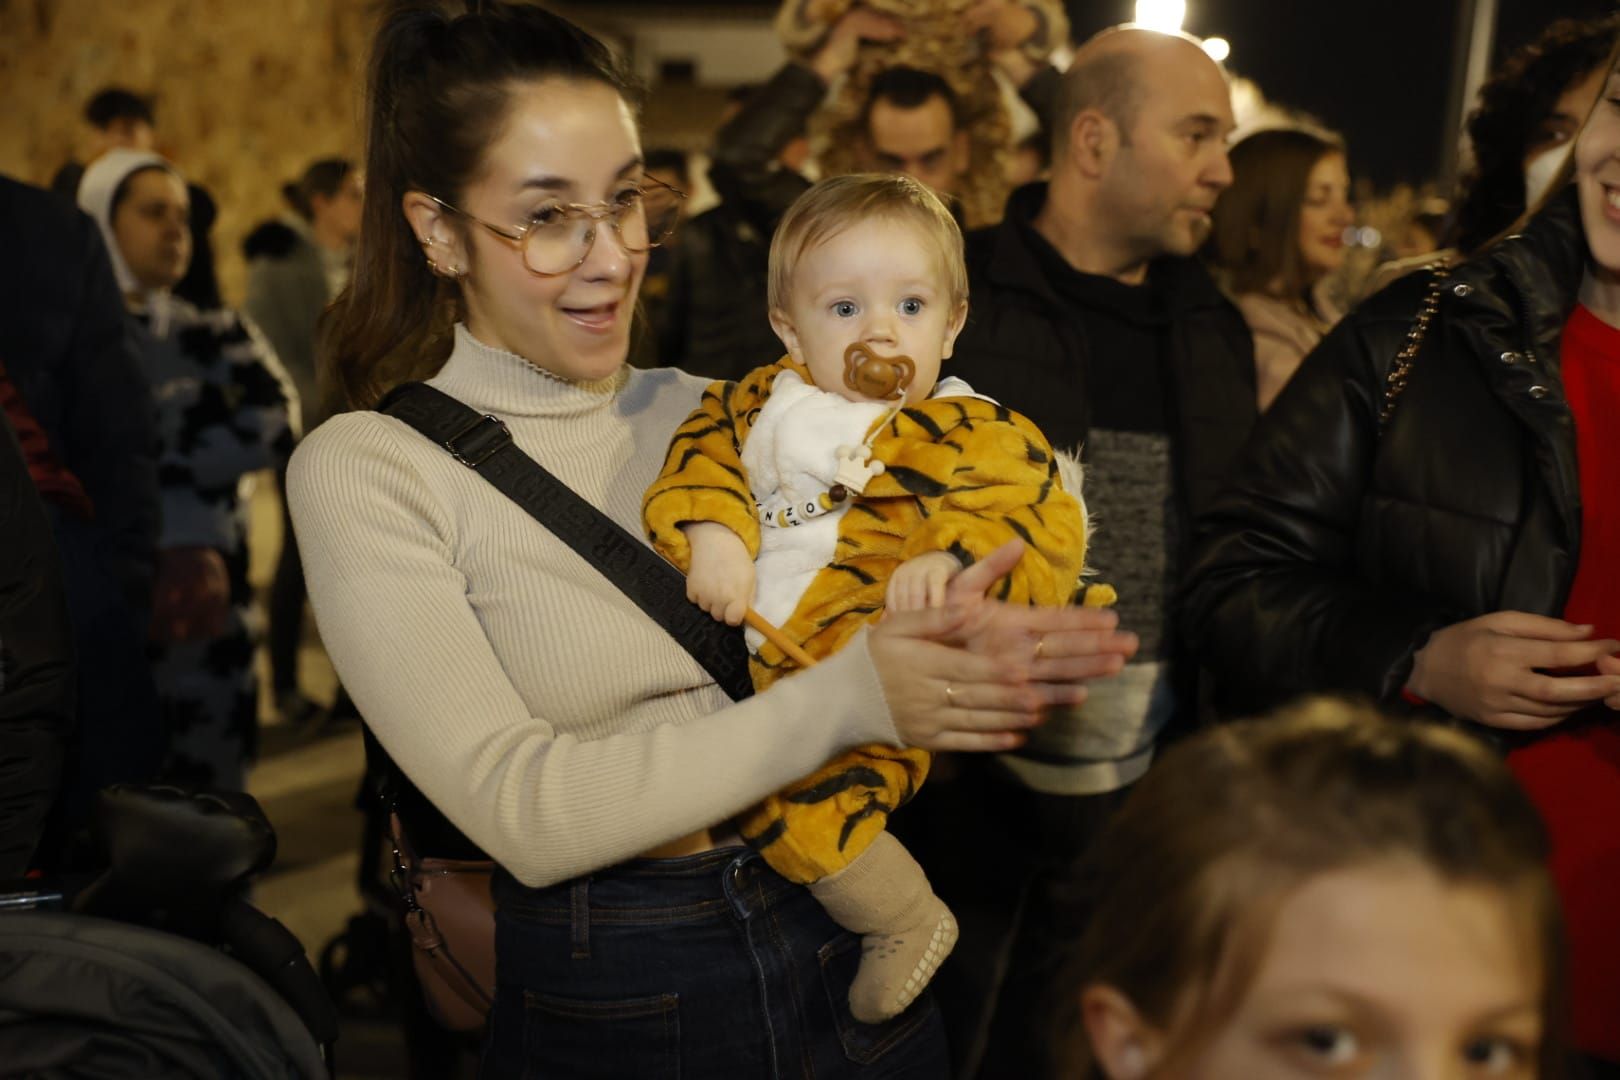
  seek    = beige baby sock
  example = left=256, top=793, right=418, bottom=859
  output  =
left=808, top=831, right=959, bottom=1023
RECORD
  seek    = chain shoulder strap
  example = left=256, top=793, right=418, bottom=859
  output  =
left=1378, top=264, right=1451, bottom=432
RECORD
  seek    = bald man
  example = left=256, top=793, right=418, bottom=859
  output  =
left=890, top=28, right=1258, bottom=1078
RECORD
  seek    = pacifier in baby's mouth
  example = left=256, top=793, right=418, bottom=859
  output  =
left=843, top=342, right=916, bottom=401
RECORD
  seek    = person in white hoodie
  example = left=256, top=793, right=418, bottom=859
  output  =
left=79, top=149, right=294, bottom=792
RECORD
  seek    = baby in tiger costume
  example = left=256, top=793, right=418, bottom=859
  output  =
left=643, top=174, right=1105, bottom=1023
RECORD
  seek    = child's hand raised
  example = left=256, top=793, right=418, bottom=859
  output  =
left=683, top=521, right=755, bottom=626
left=886, top=552, right=964, bottom=613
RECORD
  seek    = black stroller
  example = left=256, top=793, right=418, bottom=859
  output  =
left=0, top=785, right=338, bottom=1077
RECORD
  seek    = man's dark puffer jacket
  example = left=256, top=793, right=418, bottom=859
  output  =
left=1183, top=185, right=1588, bottom=717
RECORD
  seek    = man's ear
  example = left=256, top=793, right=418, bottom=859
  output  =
left=940, top=300, right=968, bottom=359
left=769, top=308, right=803, bottom=364
left=402, top=190, right=469, bottom=276
left=1066, top=109, right=1119, bottom=181
left=1081, top=984, right=1166, bottom=1080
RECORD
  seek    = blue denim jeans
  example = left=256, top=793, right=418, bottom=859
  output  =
left=479, top=846, right=950, bottom=1079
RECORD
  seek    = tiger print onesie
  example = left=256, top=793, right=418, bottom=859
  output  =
left=644, top=356, right=1096, bottom=886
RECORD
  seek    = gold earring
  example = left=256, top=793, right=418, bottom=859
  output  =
left=421, top=237, right=464, bottom=279
left=425, top=256, right=465, bottom=279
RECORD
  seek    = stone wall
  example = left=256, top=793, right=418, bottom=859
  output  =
left=0, top=0, right=375, bottom=306
left=0, top=1, right=746, bottom=304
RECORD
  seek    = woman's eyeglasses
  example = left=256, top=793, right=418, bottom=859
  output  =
left=427, top=176, right=686, bottom=276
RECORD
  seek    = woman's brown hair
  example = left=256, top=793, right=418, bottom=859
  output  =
left=1206, top=126, right=1346, bottom=305
left=1488, top=28, right=1620, bottom=251
left=281, top=157, right=354, bottom=223
left=1052, top=699, right=1566, bottom=1078
left=324, top=1, right=637, bottom=410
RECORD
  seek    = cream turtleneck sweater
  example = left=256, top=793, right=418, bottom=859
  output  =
left=289, top=326, right=900, bottom=888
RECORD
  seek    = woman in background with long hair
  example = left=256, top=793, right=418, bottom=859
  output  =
left=1207, top=126, right=1354, bottom=410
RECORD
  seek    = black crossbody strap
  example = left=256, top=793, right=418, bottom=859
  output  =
left=377, top=381, right=754, bottom=702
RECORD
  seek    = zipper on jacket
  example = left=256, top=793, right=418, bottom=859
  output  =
left=1507, top=267, right=1581, bottom=586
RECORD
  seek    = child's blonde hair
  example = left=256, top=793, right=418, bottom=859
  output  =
left=766, top=173, right=968, bottom=316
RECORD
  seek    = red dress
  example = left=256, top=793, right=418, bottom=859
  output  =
left=1507, top=303, right=1620, bottom=1061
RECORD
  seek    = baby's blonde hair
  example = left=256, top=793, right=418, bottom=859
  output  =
left=767, top=173, right=968, bottom=316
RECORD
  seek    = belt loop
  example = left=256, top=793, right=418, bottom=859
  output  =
left=570, top=877, right=591, bottom=960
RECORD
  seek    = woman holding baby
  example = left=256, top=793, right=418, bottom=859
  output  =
left=288, top=3, right=1132, bottom=1076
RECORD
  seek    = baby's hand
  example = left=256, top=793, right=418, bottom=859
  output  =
left=682, top=521, right=755, bottom=626
left=886, top=552, right=964, bottom=613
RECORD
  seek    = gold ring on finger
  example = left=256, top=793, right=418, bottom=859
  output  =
left=1033, top=635, right=1047, bottom=660
left=944, top=684, right=958, bottom=707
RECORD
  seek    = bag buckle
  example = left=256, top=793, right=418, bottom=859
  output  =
left=444, top=414, right=512, bottom=468
left=387, top=812, right=422, bottom=913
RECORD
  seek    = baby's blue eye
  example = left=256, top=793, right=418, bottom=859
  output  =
left=833, top=301, right=858, bottom=318
left=899, top=297, right=924, bottom=316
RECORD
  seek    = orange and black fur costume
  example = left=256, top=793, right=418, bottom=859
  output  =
left=644, top=358, right=1104, bottom=883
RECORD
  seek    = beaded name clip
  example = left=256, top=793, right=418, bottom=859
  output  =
left=756, top=345, right=917, bottom=527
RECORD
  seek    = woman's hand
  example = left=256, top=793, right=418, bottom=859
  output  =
left=868, top=541, right=1139, bottom=753
left=808, top=7, right=904, bottom=83
left=962, top=0, right=1040, bottom=50
left=965, top=0, right=1045, bottom=87
left=945, top=540, right=1138, bottom=684
left=1406, top=611, right=1620, bottom=730
left=1598, top=653, right=1620, bottom=710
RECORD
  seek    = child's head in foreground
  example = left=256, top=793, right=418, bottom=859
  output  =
left=767, top=173, right=968, bottom=405
left=1057, top=699, right=1565, bottom=1080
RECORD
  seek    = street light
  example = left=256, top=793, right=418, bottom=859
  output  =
left=1134, top=0, right=1186, bottom=33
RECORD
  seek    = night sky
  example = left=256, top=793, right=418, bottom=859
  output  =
left=1064, top=0, right=1617, bottom=189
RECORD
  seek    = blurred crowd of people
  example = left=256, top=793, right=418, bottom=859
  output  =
left=5, top=2, right=1620, bottom=1077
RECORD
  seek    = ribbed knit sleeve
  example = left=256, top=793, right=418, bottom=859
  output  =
left=289, top=407, right=903, bottom=889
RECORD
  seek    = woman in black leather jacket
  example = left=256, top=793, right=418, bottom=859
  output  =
left=1183, top=61, right=1620, bottom=1067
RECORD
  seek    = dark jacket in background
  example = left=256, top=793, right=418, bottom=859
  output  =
left=657, top=63, right=825, bottom=380
left=1, top=175, right=159, bottom=603
left=0, top=413, right=74, bottom=878
left=902, top=180, right=1256, bottom=1080
left=657, top=61, right=1050, bottom=382
left=954, top=182, right=1259, bottom=603
left=1183, top=187, right=1587, bottom=718
left=0, top=175, right=164, bottom=864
